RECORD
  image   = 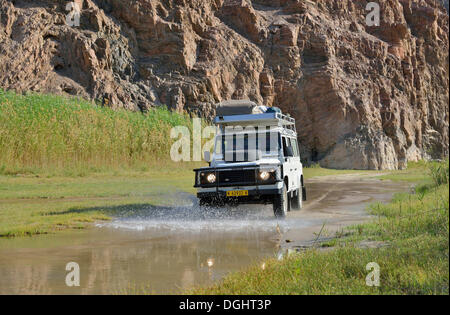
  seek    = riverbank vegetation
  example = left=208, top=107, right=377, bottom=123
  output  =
left=0, top=90, right=197, bottom=176
left=191, top=160, right=449, bottom=294
left=0, top=90, right=201, bottom=236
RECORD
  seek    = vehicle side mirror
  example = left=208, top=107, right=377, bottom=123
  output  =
left=204, top=151, right=211, bottom=163
left=286, top=147, right=294, bottom=157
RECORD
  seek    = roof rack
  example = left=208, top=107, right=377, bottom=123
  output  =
left=214, top=112, right=297, bottom=134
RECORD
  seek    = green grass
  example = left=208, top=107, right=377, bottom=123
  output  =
left=303, top=165, right=377, bottom=178
left=0, top=90, right=198, bottom=176
left=378, top=160, right=440, bottom=183
left=0, top=168, right=196, bottom=237
left=0, top=168, right=197, bottom=201
left=190, top=161, right=449, bottom=295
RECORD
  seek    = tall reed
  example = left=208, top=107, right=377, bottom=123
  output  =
left=0, top=90, right=195, bottom=175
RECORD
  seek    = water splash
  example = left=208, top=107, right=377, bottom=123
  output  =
left=96, top=203, right=311, bottom=234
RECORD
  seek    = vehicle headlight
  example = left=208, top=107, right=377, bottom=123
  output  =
left=206, top=173, right=216, bottom=183
left=259, top=171, right=271, bottom=181
left=259, top=169, right=277, bottom=181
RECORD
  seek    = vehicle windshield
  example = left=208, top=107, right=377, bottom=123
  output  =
left=214, top=129, right=280, bottom=162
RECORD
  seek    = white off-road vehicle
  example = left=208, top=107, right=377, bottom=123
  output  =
left=194, top=100, right=306, bottom=218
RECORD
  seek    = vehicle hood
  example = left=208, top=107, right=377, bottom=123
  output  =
left=211, top=159, right=281, bottom=168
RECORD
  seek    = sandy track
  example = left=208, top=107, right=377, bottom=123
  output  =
left=281, top=174, right=412, bottom=249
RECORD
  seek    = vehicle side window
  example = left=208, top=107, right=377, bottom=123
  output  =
left=289, top=138, right=296, bottom=157
left=291, top=139, right=300, bottom=157
left=282, top=137, right=289, bottom=156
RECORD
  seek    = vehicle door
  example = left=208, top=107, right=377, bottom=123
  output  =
left=282, top=136, right=296, bottom=192
left=289, top=138, right=301, bottom=190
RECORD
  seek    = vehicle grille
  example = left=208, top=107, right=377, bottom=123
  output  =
left=218, top=169, right=256, bottom=186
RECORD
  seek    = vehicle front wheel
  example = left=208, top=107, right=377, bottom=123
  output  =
left=273, top=183, right=289, bottom=218
left=290, top=188, right=303, bottom=211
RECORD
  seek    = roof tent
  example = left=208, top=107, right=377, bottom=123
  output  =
left=215, top=100, right=265, bottom=116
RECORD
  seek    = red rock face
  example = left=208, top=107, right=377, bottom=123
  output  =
left=0, top=0, right=448, bottom=169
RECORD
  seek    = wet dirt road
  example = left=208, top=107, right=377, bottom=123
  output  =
left=0, top=174, right=411, bottom=294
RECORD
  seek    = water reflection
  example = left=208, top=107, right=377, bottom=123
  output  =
left=0, top=208, right=283, bottom=294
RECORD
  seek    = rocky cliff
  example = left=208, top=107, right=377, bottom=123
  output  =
left=0, top=0, right=448, bottom=169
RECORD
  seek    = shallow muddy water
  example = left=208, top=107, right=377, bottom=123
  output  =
left=0, top=175, right=411, bottom=294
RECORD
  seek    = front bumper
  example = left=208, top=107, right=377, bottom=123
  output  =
left=197, top=188, right=282, bottom=198
left=197, top=183, right=283, bottom=204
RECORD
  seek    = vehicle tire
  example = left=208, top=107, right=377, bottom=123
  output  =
left=290, top=188, right=303, bottom=211
left=273, top=183, right=288, bottom=218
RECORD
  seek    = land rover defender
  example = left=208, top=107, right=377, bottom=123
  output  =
left=194, top=100, right=306, bottom=218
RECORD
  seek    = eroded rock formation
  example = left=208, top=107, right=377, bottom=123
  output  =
left=0, top=0, right=448, bottom=169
